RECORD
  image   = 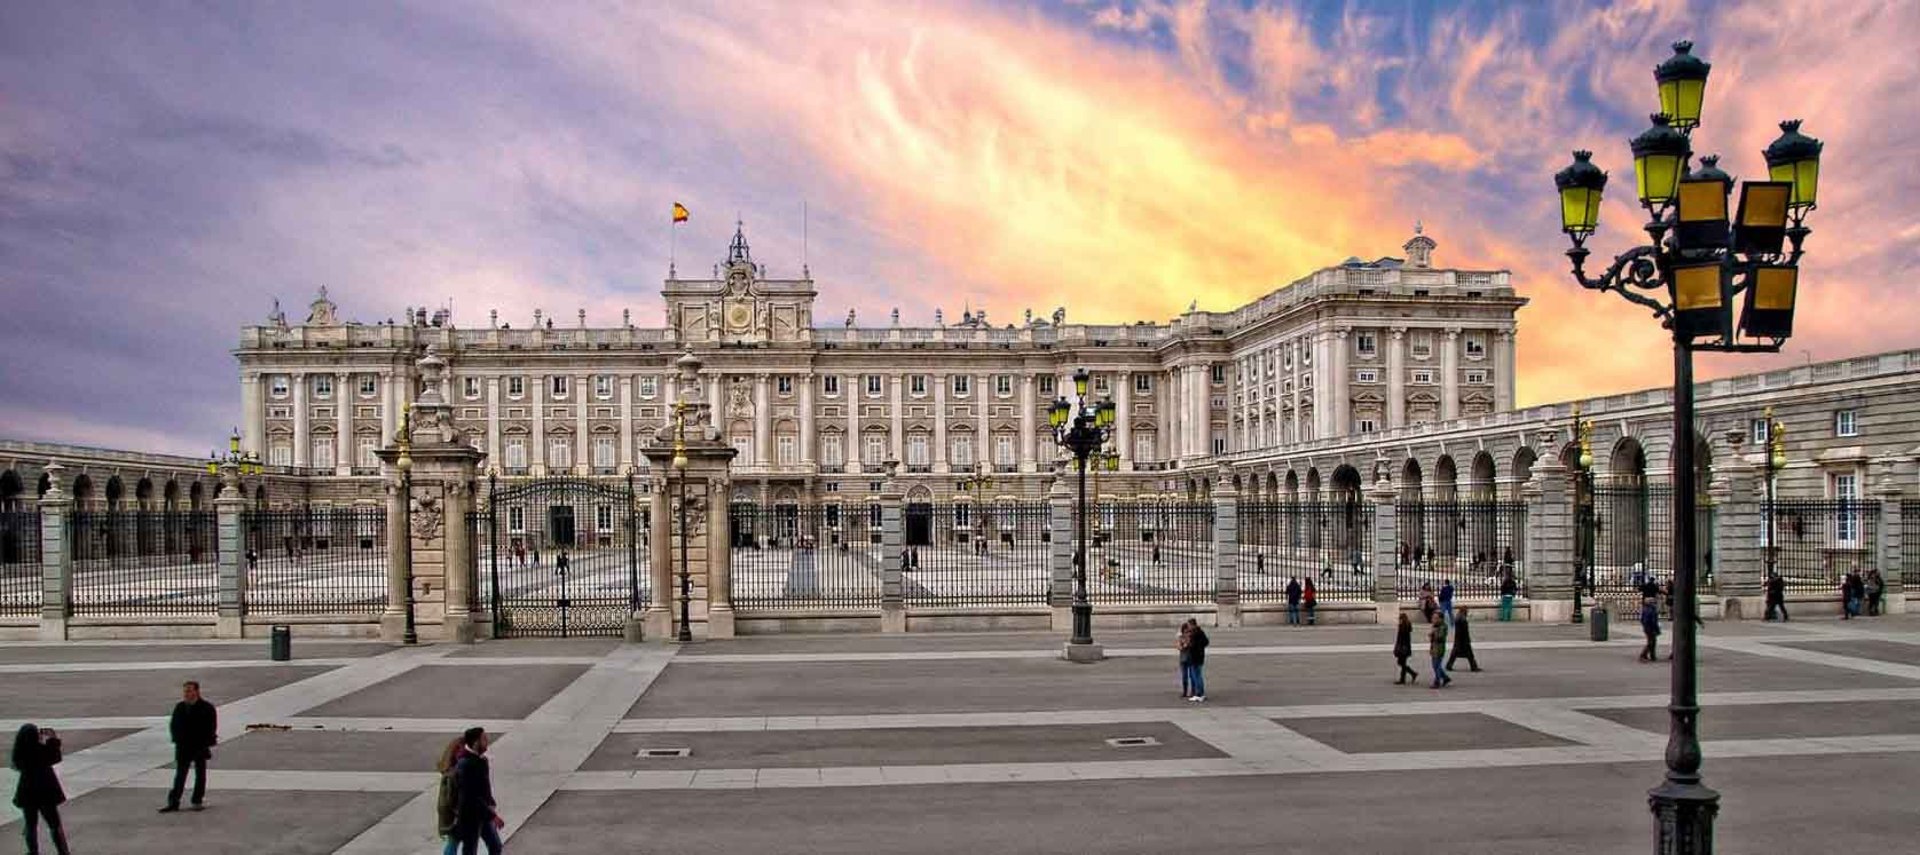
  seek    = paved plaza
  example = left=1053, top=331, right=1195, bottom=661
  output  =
left=3, top=616, right=1919, bottom=854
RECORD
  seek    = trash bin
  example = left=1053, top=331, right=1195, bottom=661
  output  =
left=270, top=625, right=292, bottom=661
left=1588, top=605, right=1609, bottom=642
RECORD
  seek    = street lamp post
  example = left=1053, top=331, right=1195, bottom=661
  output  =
left=958, top=462, right=993, bottom=546
left=206, top=428, right=264, bottom=483
left=1049, top=369, right=1117, bottom=651
left=671, top=401, right=693, bottom=644
left=1572, top=405, right=1595, bottom=624
left=1551, top=40, right=1823, bottom=854
left=1762, top=407, right=1786, bottom=583
left=396, top=406, right=418, bottom=646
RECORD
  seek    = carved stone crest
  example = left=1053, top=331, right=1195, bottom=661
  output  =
left=410, top=490, right=444, bottom=546
left=727, top=381, right=753, bottom=419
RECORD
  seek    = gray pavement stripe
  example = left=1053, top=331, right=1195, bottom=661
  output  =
left=1168, top=707, right=1349, bottom=766
left=0, top=716, right=164, bottom=731
left=1701, top=636, right=1920, bottom=681
left=334, top=643, right=677, bottom=855
left=117, top=768, right=436, bottom=792
left=279, top=717, right=524, bottom=733
left=1476, top=704, right=1666, bottom=752
left=0, top=657, right=368, bottom=674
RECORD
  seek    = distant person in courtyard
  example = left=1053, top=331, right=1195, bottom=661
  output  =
left=555, top=549, right=569, bottom=576
left=450, top=727, right=504, bottom=855
left=1448, top=608, right=1480, bottom=673
left=1285, top=577, right=1303, bottom=625
left=1419, top=581, right=1437, bottom=623
left=1498, top=570, right=1517, bottom=622
left=1302, top=578, right=1318, bottom=625
left=1638, top=595, right=1662, bottom=662
left=1254, top=553, right=1265, bottom=575
left=1865, top=569, right=1885, bottom=617
left=1438, top=578, right=1455, bottom=625
left=1428, top=611, right=1450, bottom=689
left=435, top=735, right=465, bottom=855
left=1841, top=569, right=1864, bottom=619
left=245, top=547, right=258, bottom=573
left=1764, top=572, right=1789, bottom=621
left=1151, top=543, right=1161, bottom=564
left=1181, top=619, right=1209, bottom=702
left=12, top=724, right=71, bottom=855
left=160, top=680, right=217, bottom=813
left=1176, top=622, right=1193, bottom=699
left=1392, top=613, right=1418, bottom=685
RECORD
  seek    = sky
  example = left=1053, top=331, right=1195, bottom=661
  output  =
left=1, top=0, right=1916, bottom=456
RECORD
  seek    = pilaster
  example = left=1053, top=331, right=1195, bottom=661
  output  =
left=1047, top=469, right=1074, bottom=628
left=880, top=467, right=906, bottom=633
left=37, top=464, right=71, bottom=641
left=1874, top=459, right=1908, bottom=611
left=1212, top=475, right=1239, bottom=627
left=215, top=473, right=248, bottom=638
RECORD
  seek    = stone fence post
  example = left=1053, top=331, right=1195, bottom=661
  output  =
left=1212, top=476, right=1239, bottom=627
left=1875, top=460, right=1907, bottom=613
left=1048, top=470, right=1074, bottom=630
left=1710, top=436, right=1762, bottom=619
left=38, top=463, right=71, bottom=641
left=215, top=470, right=248, bottom=638
left=1368, top=475, right=1399, bottom=624
left=880, top=470, right=905, bottom=633
left=1525, top=429, right=1576, bottom=623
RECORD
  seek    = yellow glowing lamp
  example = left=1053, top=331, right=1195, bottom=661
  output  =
left=1630, top=114, right=1690, bottom=208
left=1048, top=398, right=1071, bottom=429
left=1739, top=264, right=1798, bottom=340
left=1764, top=119, right=1823, bottom=210
left=1095, top=399, right=1116, bottom=429
left=1654, top=41, right=1711, bottom=131
left=1553, top=150, right=1608, bottom=237
left=1072, top=369, right=1090, bottom=398
left=1674, top=171, right=1730, bottom=251
left=1669, top=260, right=1732, bottom=340
left=206, top=455, right=218, bottom=476
left=229, top=429, right=241, bottom=455
left=1733, top=181, right=1792, bottom=256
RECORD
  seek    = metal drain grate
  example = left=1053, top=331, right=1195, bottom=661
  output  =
left=635, top=747, right=692, bottom=758
left=1105, top=736, right=1161, bottom=748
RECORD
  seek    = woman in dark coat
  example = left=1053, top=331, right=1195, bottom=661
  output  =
left=1392, top=613, right=1418, bottom=685
left=12, top=723, right=71, bottom=855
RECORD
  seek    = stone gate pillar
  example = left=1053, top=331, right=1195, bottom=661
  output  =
left=38, top=463, right=71, bottom=641
left=378, top=347, right=486, bottom=643
left=215, top=465, right=249, bottom=638
left=1711, top=432, right=1762, bottom=619
left=1525, top=428, right=1577, bottom=623
left=1212, top=470, right=1240, bottom=628
left=1369, top=471, right=1400, bottom=624
left=640, top=351, right=739, bottom=642
left=1047, top=467, right=1073, bottom=630
left=1874, top=458, right=1909, bottom=613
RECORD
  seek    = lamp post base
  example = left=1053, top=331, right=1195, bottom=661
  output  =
left=1649, top=781, right=1720, bottom=855
left=1062, top=641, right=1105, bottom=663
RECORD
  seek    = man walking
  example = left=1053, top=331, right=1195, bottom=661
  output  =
left=1438, top=578, right=1455, bottom=626
left=160, top=681, right=217, bottom=813
left=450, top=727, right=504, bottom=855
left=1764, top=572, right=1788, bottom=621
left=1428, top=611, right=1451, bottom=689
left=1447, top=608, right=1481, bottom=673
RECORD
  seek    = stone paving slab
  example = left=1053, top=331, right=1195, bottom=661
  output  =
left=445, top=637, right=619, bottom=658
left=631, top=644, right=1903, bottom=718
left=188, top=728, right=500, bottom=773
left=22, top=727, right=143, bottom=754
left=0, top=666, right=334, bottom=718
left=1772, top=638, right=1920, bottom=666
left=299, top=663, right=589, bottom=719
left=0, top=787, right=415, bottom=855
left=580, top=722, right=1223, bottom=771
left=0, top=641, right=387, bottom=665
left=1276, top=711, right=1576, bottom=754
left=1581, top=700, right=1920, bottom=741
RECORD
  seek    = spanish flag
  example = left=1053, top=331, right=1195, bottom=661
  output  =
left=672, top=202, right=690, bottom=223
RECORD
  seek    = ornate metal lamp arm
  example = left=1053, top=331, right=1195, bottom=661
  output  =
left=1567, top=243, right=1671, bottom=320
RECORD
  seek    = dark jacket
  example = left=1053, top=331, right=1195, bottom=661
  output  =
left=11, top=736, right=65, bottom=809
left=1285, top=580, right=1302, bottom=605
left=1438, top=582, right=1454, bottom=607
left=1499, top=577, right=1517, bottom=597
left=170, top=698, right=218, bottom=758
left=1451, top=613, right=1474, bottom=653
left=1765, top=575, right=1785, bottom=602
left=1392, top=622, right=1413, bottom=659
left=451, top=751, right=496, bottom=833
left=1640, top=598, right=1662, bottom=636
left=1186, top=627, right=1209, bottom=666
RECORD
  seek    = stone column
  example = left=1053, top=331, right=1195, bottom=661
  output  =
left=1116, top=371, right=1134, bottom=471
left=486, top=377, right=501, bottom=468
left=754, top=373, right=771, bottom=468
left=646, top=472, right=672, bottom=639
left=575, top=374, right=590, bottom=474
left=707, top=474, right=735, bottom=637
left=381, top=468, right=410, bottom=640
left=381, top=370, right=398, bottom=446
left=933, top=373, right=949, bottom=474
left=1047, top=469, right=1073, bottom=626
left=1019, top=374, right=1036, bottom=473
left=1441, top=328, right=1461, bottom=421
left=1494, top=330, right=1517, bottom=412
left=215, top=471, right=248, bottom=638
left=242, top=372, right=265, bottom=457
left=1192, top=364, right=1211, bottom=457
left=1369, top=473, right=1400, bottom=624
left=1711, top=436, right=1763, bottom=618
left=1387, top=328, right=1407, bottom=428
left=37, top=465, right=72, bottom=641
left=800, top=373, right=816, bottom=466
left=1524, top=430, right=1576, bottom=622
left=980, top=374, right=994, bottom=470
left=1874, top=460, right=1908, bottom=612
left=1161, top=369, right=1177, bottom=461
left=846, top=373, right=859, bottom=470
left=335, top=372, right=353, bottom=476
left=880, top=473, right=905, bottom=633
left=889, top=374, right=905, bottom=463
left=530, top=373, right=546, bottom=477
left=1213, top=474, right=1240, bottom=627
left=1332, top=328, right=1350, bottom=435
left=292, top=372, right=309, bottom=468
left=619, top=376, right=634, bottom=471
left=1290, top=350, right=1303, bottom=445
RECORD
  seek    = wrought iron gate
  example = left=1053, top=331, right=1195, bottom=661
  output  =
left=479, top=476, right=645, bottom=638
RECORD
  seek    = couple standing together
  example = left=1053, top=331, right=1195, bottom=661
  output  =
left=1176, top=619, right=1210, bottom=702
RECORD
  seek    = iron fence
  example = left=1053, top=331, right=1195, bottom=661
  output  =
left=1, top=511, right=39, bottom=616
left=1905, top=501, right=1919, bottom=588
left=901, top=502, right=1050, bottom=607
left=477, top=477, right=645, bottom=638
left=730, top=503, right=883, bottom=611
left=243, top=507, right=387, bottom=615
left=1579, top=484, right=1713, bottom=601
left=1240, top=502, right=1374, bottom=603
left=1393, top=501, right=1525, bottom=602
left=1088, top=501, right=1215, bottom=603
left=1765, top=499, right=1879, bottom=594
left=69, top=511, right=217, bottom=616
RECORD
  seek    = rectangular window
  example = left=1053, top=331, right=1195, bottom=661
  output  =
left=504, top=437, right=527, bottom=469
left=1833, top=472, right=1860, bottom=544
left=822, top=434, right=844, bottom=466
left=1211, top=397, right=1225, bottom=410
left=1357, top=418, right=1379, bottom=433
left=1356, top=369, right=1379, bottom=383
left=1412, top=337, right=1433, bottom=359
left=358, top=376, right=377, bottom=397
left=269, top=440, right=291, bottom=466
left=507, top=377, right=525, bottom=399
left=314, top=376, right=333, bottom=398
left=1357, top=333, right=1377, bottom=356
left=507, top=506, right=525, bottom=534
left=1465, top=336, right=1486, bottom=358
left=312, top=438, right=335, bottom=468
left=638, top=376, right=658, bottom=399
left=551, top=375, right=570, bottom=398
left=824, top=504, right=842, bottom=527
left=1212, top=435, right=1226, bottom=455
left=596, top=505, right=614, bottom=532
left=594, top=375, right=613, bottom=400
left=1834, top=409, right=1857, bottom=437
left=270, top=375, right=290, bottom=397
left=592, top=437, right=615, bottom=469
left=952, top=435, right=973, bottom=467
left=823, top=376, right=840, bottom=396
left=776, top=434, right=797, bottom=465
left=1092, top=375, right=1110, bottom=394
left=866, top=375, right=883, bottom=396
left=1465, top=370, right=1488, bottom=384
left=776, top=376, right=793, bottom=395
left=1751, top=418, right=1769, bottom=445
left=1038, top=376, right=1054, bottom=395
left=1412, top=370, right=1435, bottom=384
left=549, top=438, right=572, bottom=469
left=464, top=377, right=481, bottom=399
left=994, top=435, right=1015, bottom=466
left=1134, top=374, right=1151, bottom=393
left=952, top=375, right=970, bottom=395
left=906, top=434, right=929, bottom=465
left=1210, top=364, right=1225, bottom=384
left=910, top=375, right=927, bottom=395
left=358, top=438, right=379, bottom=468
left=1133, top=432, right=1154, bottom=462
left=996, top=375, right=1013, bottom=396
left=863, top=434, right=887, bottom=465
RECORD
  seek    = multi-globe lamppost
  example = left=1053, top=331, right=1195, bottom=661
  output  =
left=394, top=405, right=418, bottom=646
left=1570, top=405, right=1595, bottom=624
left=1551, top=39, right=1823, bottom=855
left=1048, top=369, right=1116, bottom=652
left=671, top=400, right=693, bottom=644
left=206, top=429, right=263, bottom=479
